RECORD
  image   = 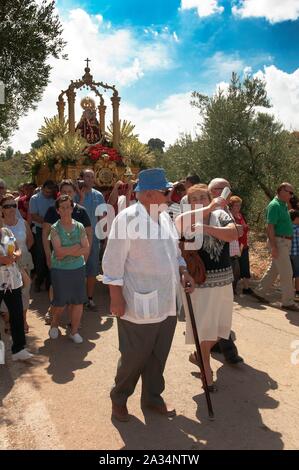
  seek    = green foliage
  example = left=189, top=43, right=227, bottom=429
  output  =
left=28, top=114, right=87, bottom=175
left=46, top=133, right=87, bottom=165
left=148, top=138, right=165, bottom=167
left=37, top=115, right=68, bottom=144
left=163, top=134, right=208, bottom=182
left=106, top=120, right=138, bottom=142
left=0, top=145, right=14, bottom=161
left=31, top=138, right=44, bottom=150
left=107, top=119, right=155, bottom=169
left=162, top=73, right=299, bottom=231
left=120, top=137, right=155, bottom=169
left=0, top=0, right=66, bottom=146
left=29, top=131, right=87, bottom=169
left=189, top=72, right=299, bottom=201
left=148, top=138, right=165, bottom=153
left=0, top=151, right=31, bottom=188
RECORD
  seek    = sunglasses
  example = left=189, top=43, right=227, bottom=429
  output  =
left=2, top=203, right=17, bottom=209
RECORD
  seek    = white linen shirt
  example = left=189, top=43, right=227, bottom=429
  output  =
left=102, top=202, right=186, bottom=324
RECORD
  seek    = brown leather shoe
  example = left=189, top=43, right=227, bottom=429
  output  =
left=111, top=402, right=130, bottom=422
left=147, top=402, right=176, bottom=417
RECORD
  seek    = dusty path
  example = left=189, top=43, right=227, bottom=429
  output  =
left=0, top=281, right=298, bottom=450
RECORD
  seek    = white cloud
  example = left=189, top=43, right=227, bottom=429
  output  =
left=180, top=0, right=224, bottom=17
left=214, top=65, right=299, bottom=131
left=254, top=65, right=299, bottom=130
left=203, top=52, right=274, bottom=82
left=95, top=14, right=103, bottom=24
left=216, top=81, right=230, bottom=93
left=62, top=8, right=174, bottom=83
left=173, top=32, right=179, bottom=42
left=204, top=52, right=245, bottom=77
left=232, top=0, right=299, bottom=23
left=122, top=93, right=200, bottom=146
left=144, top=26, right=180, bottom=44
left=11, top=90, right=199, bottom=152
left=243, top=66, right=252, bottom=75
left=9, top=7, right=176, bottom=152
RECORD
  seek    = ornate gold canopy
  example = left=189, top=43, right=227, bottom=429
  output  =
left=56, top=58, right=121, bottom=149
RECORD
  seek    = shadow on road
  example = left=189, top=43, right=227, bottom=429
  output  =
left=233, top=294, right=268, bottom=311
left=0, top=281, right=113, bottom=422
left=285, top=311, right=299, bottom=327
left=38, top=314, right=113, bottom=384
left=112, top=361, right=283, bottom=450
left=234, top=291, right=299, bottom=329
left=0, top=320, right=45, bottom=407
left=35, top=280, right=113, bottom=384
left=193, top=361, right=283, bottom=450
left=112, top=413, right=203, bottom=451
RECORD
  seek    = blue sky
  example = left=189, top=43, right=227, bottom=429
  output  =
left=58, top=0, right=299, bottom=105
left=11, top=0, right=299, bottom=151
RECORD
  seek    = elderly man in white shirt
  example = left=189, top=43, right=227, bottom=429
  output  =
left=103, top=168, right=194, bottom=422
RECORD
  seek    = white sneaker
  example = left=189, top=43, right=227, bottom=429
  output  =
left=12, top=348, right=34, bottom=361
left=69, top=332, right=83, bottom=344
left=49, top=327, right=60, bottom=339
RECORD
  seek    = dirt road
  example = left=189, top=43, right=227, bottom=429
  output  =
left=0, top=281, right=298, bottom=450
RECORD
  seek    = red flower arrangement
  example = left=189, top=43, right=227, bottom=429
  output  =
left=85, top=144, right=123, bottom=163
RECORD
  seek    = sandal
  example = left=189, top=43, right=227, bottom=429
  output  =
left=189, top=352, right=213, bottom=376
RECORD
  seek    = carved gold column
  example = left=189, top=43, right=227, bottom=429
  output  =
left=98, top=99, right=106, bottom=138
left=111, top=93, right=121, bottom=149
left=66, top=88, right=76, bottom=134
left=56, top=96, right=65, bottom=123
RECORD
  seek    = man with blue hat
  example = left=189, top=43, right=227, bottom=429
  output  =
left=103, top=168, right=195, bottom=422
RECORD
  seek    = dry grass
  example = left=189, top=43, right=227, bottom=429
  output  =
left=249, top=233, right=271, bottom=280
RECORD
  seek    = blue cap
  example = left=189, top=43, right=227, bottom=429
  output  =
left=135, top=168, right=173, bottom=192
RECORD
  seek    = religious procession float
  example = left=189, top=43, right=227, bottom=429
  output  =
left=30, top=60, right=154, bottom=190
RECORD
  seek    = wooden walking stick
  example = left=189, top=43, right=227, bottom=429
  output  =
left=185, top=282, right=215, bottom=420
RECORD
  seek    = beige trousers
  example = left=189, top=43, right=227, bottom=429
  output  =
left=256, top=237, right=293, bottom=306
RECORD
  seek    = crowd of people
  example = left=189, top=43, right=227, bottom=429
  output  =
left=0, top=171, right=298, bottom=421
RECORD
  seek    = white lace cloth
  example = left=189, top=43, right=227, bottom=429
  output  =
left=0, top=228, right=23, bottom=291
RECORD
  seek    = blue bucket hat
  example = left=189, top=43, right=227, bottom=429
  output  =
left=135, top=168, right=173, bottom=192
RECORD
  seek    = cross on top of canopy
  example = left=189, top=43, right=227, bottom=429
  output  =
left=56, top=59, right=121, bottom=149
